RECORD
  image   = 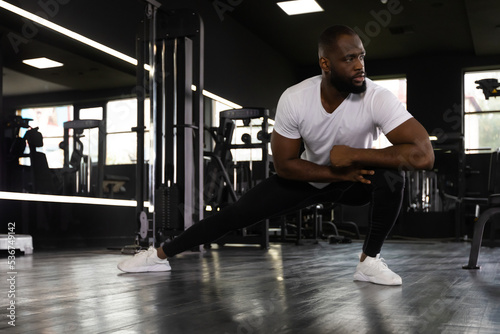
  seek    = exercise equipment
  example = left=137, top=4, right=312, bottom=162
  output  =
left=24, top=127, right=56, bottom=194
left=0, top=234, right=33, bottom=254
left=62, top=119, right=105, bottom=196
left=4, top=117, right=61, bottom=194
left=463, top=149, right=500, bottom=269
left=133, top=1, right=204, bottom=248
left=5, top=116, right=31, bottom=160
left=406, top=170, right=440, bottom=212
left=273, top=203, right=359, bottom=245
left=432, top=133, right=467, bottom=240
left=204, top=108, right=271, bottom=206
left=475, top=78, right=500, bottom=100
left=204, top=107, right=271, bottom=249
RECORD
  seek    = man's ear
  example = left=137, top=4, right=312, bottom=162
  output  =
left=319, top=57, right=330, bottom=72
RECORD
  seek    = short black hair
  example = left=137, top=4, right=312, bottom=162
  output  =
left=318, top=25, right=357, bottom=55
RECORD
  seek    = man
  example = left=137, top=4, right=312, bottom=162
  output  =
left=118, top=25, right=434, bottom=286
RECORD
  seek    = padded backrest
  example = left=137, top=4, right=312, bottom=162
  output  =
left=488, top=149, right=500, bottom=195
left=10, top=137, right=27, bottom=158
left=30, top=151, right=54, bottom=193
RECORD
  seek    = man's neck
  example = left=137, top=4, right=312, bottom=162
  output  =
left=320, top=78, right=349, bottom=114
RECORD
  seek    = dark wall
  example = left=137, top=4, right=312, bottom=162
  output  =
left=0, top=199, right=137, bottom=249
left=0, top=163, right=139, bottom=249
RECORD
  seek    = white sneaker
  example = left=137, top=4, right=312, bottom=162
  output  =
left=117, top=246, right=171, bottom=273
left=353, top=254, right=402, bottom=286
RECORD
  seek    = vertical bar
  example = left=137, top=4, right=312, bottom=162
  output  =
left=0, top=52, right=4, bottom=191
left=161, top=39, right=167, bottom=185
left=457, top=136, right=466, bottom=240
left=73, top=106, right=81, bottom=194
left=164, top=39, right=175, bottom=184
left=97, top=107, right=105, bottom=198
left=262, top=112, right=269, bottom=178
left=86, top=131, right=91, bottom=194
left=136, top=22, right=145, bottom=214
left=177, top=37, right=194, bottom=229
left=193, top=15, right=204, bottom=225
left=149, top=4, right=158, bottom=240
left=63, top=126, right=70, bottom=194
left=172, top=38, right=178, bottom=185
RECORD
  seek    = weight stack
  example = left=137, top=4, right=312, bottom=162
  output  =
left=155, top=184, right=183, bottom=237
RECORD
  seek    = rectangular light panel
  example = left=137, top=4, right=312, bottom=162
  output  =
left=23, top=57, right=63, bottom=69
left=277, top=0, right=324, bottom=16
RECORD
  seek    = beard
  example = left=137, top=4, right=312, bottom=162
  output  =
left=329, top=72, right=367, bottom=94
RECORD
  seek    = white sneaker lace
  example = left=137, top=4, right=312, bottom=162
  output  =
left=134, top=247, right=154, bottom=257
left=371, top=257, right=390, bottom=271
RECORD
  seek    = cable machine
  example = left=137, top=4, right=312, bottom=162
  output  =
left=133, top=0, right=204, bottom=248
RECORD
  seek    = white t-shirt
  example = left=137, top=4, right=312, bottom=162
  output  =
left=273, top=75, right=413, bottom=188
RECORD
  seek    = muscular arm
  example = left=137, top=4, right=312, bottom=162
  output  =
left=271, top=131, right=374, bottom=184
left=330, top=118, right=435, bottom=170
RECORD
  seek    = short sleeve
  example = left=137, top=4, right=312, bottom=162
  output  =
left=273, top=89, right=301, bottom=139
left=371, top=87, right=413, bottom=135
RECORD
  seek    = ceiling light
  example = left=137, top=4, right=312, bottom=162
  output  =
left=0, top=191, right=143, bottom=207
left=1, top=0, right=239, bottom=109
left=23, top=57, right=63, bottom=69
left=200, top=88, right=243, bottom=109
left=277, top=0, right=324, bottom=16
left=0, top=0, right=137, bottom=66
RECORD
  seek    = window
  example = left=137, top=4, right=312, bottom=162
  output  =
left=18, top=105, right=73, bottom=168
left=106, top=98, right=150, bottom=165
left=372, top=77, right=407, bottom=148
left=464, top=69, right=500, bottom=153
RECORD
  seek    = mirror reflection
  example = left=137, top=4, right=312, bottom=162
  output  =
left=1, top=5, right=142, bottom=200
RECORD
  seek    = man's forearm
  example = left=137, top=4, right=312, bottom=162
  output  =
left=274, top=158, right=374, bottom=184
left=275, top=158, right=342, bottom=182
left=348, top=144, right=434, bottom=171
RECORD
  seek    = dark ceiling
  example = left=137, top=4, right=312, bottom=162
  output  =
left=226, top=0, right=500, bottom=65
left=1, top=0, right=500, bottom=101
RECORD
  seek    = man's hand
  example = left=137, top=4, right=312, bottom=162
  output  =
left=272, top=131, right=374, bottom=183
left=333, top=166, right=374, bottom=184
left=330, top=145, right=374, bottom=184
left=330, top=145, right=356, bottom=168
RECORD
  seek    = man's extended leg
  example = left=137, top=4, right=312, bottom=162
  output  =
left=161, top=175, right=353, bottom=258
left=118, top=175, right=354, bottom=272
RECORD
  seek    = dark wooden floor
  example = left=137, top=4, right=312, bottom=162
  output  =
left=2, top=240, right=500, bottom=334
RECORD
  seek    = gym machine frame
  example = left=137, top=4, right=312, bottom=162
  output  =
left=205, top=108, right=271, bottom=250
left=62, top=118, right=105, bottom=197
left=134, top=1, right=204, bottom=247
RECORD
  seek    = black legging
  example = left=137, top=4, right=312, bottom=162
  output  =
left=163, top=168, right=405, bottom=258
